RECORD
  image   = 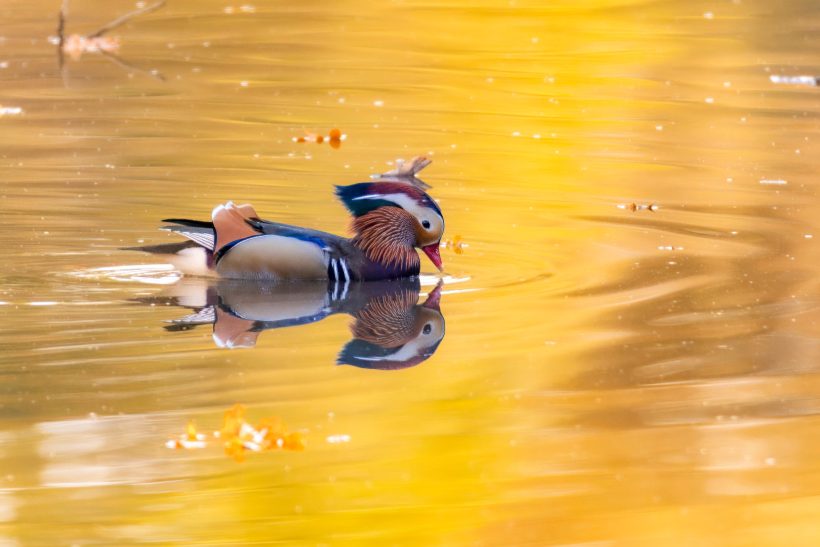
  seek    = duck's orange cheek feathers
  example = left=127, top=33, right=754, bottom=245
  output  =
left=421, top=244, right=443, bottom=271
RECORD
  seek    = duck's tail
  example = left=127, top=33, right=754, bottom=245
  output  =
left=122, top=240, right=199, bottom=255
left=160, top=219, right=216, bottom=250
left=123, top=219, right=217, bottom=276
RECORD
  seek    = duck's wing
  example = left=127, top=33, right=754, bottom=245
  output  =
left=247, top=218, right=347, bottom=247
left=243, top=217, right=360, bottom=282
left=161, top=206, right=351, bottom=257
left=156, top=203, right=360, bottom=281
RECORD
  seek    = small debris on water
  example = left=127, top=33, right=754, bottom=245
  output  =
left=441, top=235, right=468, bottom=254
left=371, top=156, right=433, bottom=188
left=57, top=0, right=167, bottom=81
left=770, top=75, right=818, bottom=87
left=759, top=179, right=787, bottom=185
left=62, top=34, right=120, bottom=60
left=326, top=434, right=351, bottom=444
left=658, top=245, right=684, bottom=251
left=618, top=202, right=659, bottom=212
left=166, top=421, right=207, bottom=450
left=0, top=106, right=23, bottom=116
left=166, top=404, right=305, bottom=461
left=292, top=128, right=346, bottom=148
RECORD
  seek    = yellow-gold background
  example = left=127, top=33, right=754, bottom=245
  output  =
left=0, top=0, right=819, bottom=544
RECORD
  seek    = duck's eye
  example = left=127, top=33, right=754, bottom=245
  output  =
left=422, top=220, right=431, bottom=229
left=422, top=324, right=432, bottom=335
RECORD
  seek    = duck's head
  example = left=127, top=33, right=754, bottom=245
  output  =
left=335, top=182, right=445, bottom=270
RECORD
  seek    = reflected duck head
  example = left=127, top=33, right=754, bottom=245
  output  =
left=337, top=282, right=446, bottom=370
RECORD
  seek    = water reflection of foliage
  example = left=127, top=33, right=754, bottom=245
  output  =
left=167, top=404, right=305, bottom=462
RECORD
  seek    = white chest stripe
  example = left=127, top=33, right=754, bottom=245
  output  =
left=327, top=256, right=351, bottom=283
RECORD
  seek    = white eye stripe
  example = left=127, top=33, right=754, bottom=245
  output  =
left=353, top=193, right=443, bottom=224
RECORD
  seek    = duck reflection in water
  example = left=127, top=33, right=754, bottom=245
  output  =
left=142, top=279, right=445, bottom=370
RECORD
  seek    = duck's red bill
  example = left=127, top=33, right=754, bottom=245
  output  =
left=422, top=281, right=443, bottom=310
left=422, top=244, right=443, bottom=271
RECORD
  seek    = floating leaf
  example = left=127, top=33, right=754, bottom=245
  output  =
left=167, top=404, right=305, bottom=461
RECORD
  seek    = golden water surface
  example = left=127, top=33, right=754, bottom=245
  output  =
left=1, top=0, right=820, bottom=545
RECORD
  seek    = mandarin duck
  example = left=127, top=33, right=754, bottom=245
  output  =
left=134, top=178, right=444, bottom=281
left=140, top=278, right=445, bottom=369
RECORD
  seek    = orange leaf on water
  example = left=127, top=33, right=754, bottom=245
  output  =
left=283, top=432, right=306, bottom=451
left=168, top=404, right=305, bottom=459
left=185, top=421, right=198, bottom=441
left=225, top=436, right=246, bottom=462
left=221, top=404, right=246, bottom=439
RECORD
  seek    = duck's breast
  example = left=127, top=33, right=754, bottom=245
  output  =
left=215, top=235, right=327, bottom=280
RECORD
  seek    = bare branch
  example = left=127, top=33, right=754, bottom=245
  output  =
left=88, top=0, right=166, bottom=38
left=57, top=0, right=69, bottom=46
left=99, top=49, right=166, bottom=81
